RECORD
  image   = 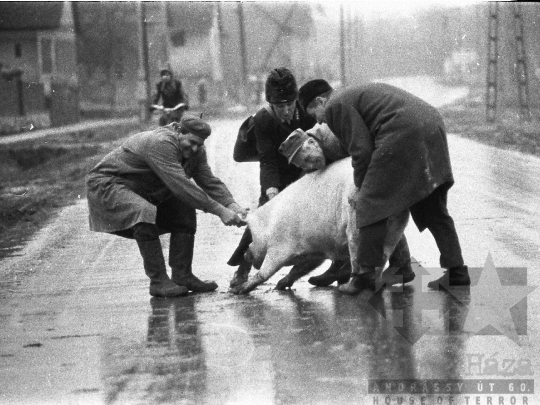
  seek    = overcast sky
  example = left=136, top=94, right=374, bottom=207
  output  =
left=312, top=0, right=483, bottom=21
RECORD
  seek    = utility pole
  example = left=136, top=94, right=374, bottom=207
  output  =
left=486, top=3, right=531, bottom=123
left=237, top=2, right=248, bottom=105
left=513, top=2, right=531, bottom=122
left=139, top=1, right=151, bottom=122
left=340, top=4, right=346, bottom=86
left=486, top=2, right=499, bottom=123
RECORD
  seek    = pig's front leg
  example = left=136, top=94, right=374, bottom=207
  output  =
left=230, top=251, right=287, bottom=295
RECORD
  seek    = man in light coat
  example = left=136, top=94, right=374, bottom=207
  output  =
left=297, top=79, right=470, bottom=294
left=86, top=115, right=246, bottom=298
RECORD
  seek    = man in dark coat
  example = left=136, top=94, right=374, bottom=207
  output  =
left=297, top=79, right=470, bottom=293
left=279, top=125, right=414, bottom=287
left=227, top=68, right=348, bottom=288
left=150, top=69, right=189, bottom=126
left=87, top=115, right=247, bottom=298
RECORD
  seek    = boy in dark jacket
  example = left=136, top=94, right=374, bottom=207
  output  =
left=151, top=69, right=189, bottom=126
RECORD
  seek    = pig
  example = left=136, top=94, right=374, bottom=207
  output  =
left=230, top=157, right=409, bottom=295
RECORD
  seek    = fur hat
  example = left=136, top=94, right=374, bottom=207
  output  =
left=279, top=129, right=309, bottom=163
left=265, top=67, right=298, bottom=104
left=179, top=114, right=211, bottom=140
left=298, top=79, right=332, bottom=111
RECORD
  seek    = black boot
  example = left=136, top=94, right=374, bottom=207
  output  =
left=427, top=265, right=471, bottom=290
left=381, top=236, right=415, bottom=285
left=229, top=259, right=251, bottom=288
left=308, top=260, right=351, bottom=287
left=338, top=267, right=377, bottom=295
left=169, top=232, right=218, bottom=293
left=136, top=239, right=189, bottom=298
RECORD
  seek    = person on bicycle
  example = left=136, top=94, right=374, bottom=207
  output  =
left=150, top=69, right=189, bottom=126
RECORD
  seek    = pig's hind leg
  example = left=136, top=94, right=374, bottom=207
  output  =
left=275, top=254, right=326, bottom=290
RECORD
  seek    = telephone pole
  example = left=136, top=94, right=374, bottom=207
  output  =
left=340, top=4, right=346, bottom=86
left=139, top=1, right=151, bottom=122
left=513, top=2, right=531, bottom=122
left=237, top=2, right=248, bottom=105
left=486, top=2, right=499, bottom=123
left=486, top=2, right=532, bottom=123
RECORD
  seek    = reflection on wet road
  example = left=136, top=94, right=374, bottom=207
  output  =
left=94, top=261, right=473, bottom=404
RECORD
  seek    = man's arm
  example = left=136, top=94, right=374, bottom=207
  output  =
left=255, top=112, right=283, bottom=196
left=191, top=147, right=236, bottom=208
left=175, top=80, right=189, bottom=109
left=326, top=103, right=373, bottom=188
left=151, top=83, right=162, bottom=109
left=144, top=137, right=226, bottom=215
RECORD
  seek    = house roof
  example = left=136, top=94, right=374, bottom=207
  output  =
left=0, top=2, right=64, bottom=31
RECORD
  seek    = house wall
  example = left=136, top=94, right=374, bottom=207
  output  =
left=170, top=33, right=211, bottom=77
left=0, top=32, right=40, bottom=82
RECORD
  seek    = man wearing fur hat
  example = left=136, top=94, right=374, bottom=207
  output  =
left=297, top=79, right=470, bottom=294
left=228, top=67, right=349, bottom=288
left=86, top=115, right=247, bottom=298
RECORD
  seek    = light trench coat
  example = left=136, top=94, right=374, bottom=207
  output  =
left=86, top=125, right=235, bottom=233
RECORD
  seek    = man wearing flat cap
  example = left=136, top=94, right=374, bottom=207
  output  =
left=279, top=126, right=414, bottom=288
left=86, top=115, right=247, bottom=297
left=297, top=79, right=470, bottom=294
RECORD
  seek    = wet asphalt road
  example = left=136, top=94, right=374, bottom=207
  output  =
left=1, top=77, right=539, bottom=405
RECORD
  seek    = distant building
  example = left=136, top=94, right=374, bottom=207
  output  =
left=166, top=2, right=315, bottom=107
left=0, top=1, right=79, bottom=133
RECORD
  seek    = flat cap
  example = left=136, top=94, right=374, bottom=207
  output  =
left=298, top=79, right=332, bottom=111
left=279, top=129, right=310, bottom=164
left=179, top=114, right=211, bottom=140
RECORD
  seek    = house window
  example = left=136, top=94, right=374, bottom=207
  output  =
left=15, top=44, right=22, bottom=58
left=171, top=30, right=186, bottom=47
left=41, top=38, right=53, bottom=74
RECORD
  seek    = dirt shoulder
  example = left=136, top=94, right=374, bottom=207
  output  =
left=439, top=83, right=540, bottom=156
left=0, top=121, right=144, bottom=259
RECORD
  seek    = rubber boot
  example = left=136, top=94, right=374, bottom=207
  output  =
left=169, top=232, right=218, bottom=293
left=136, top=239, right=189, bottom=298
left=381, top=236, right=415, bottom=285
left=308, top=260, right=351, bottom=287
left=338, top=266, right=377, bottom=295
left=427, top=265, right=471, bottom=290
left=229, top=259, right=251, bottom=288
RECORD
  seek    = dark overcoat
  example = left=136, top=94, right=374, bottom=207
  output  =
left=325, top=83, right=454, bottom=229
left=86, top=125, right=235, bottom=233
left=152, top=79, right=188, bottom=109
left=255, top=102, right=316, bottom=196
